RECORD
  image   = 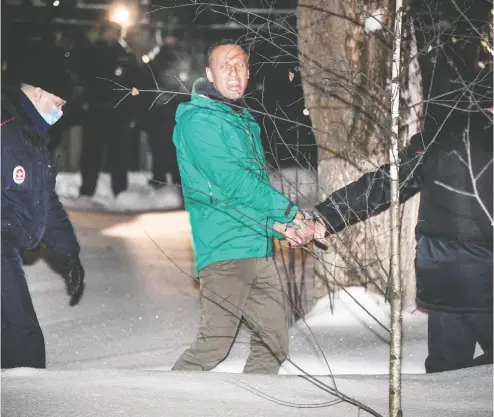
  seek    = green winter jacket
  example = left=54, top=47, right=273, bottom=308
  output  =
left=173, top=79, right=299, bottom=273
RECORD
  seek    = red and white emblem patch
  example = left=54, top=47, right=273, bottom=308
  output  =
left=13, top=165, right=26, bottom=185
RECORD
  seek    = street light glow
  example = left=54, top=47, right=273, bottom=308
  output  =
left=179, top=71, right=189, bottom=82
left=53, top=0, right=60, bottom=6
left=142, top=55, right=150, bottom=64
left=110, top=5, right=131, bottom=26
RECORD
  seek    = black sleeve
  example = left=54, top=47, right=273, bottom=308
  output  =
left=42, top=157, right=80, bottom=260
left=315, top=132, right=432, bottom=233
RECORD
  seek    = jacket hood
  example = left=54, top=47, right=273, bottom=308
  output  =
left=176, top=78, right=246, bottom=122
left=191, top=77, right=212, bottom=97
left=2, top=86, right=50, bottom=146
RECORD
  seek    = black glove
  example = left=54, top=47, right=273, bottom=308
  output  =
left=301, top=210, right=330, bottom=250
left=63, top=256, right=85, bottom=306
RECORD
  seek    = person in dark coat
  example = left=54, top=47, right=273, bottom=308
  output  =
left=1, top=57, right=85, bottom=369
left=314, top=108, right=493, bottom=373
left=142, top=95, right=182, bottom=188
left=78, top=22, right=137, bottom=199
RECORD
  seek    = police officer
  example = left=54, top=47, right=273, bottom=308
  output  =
left=315, top=107, right=493, bottom=372
left=78, top=21, right=136, bottom=199
left=1, top=57, right=85, bottom=368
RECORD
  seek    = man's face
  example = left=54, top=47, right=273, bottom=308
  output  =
left=206, top=44, right=249, bottom=100
left=32, top=88, right=66, bottom=114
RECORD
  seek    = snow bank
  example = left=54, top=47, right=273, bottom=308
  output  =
left=2, top=365, right=492, bottom=417
left=56, top=172, right=183, bottom=212
left=364, top=8, right=384, bottom=34
left=55, top=167, right=318, bottom=213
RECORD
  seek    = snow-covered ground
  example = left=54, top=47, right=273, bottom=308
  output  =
left=56, top=172, right=185, bottom=212
left=1, top=197, right=492, bottom=416
left=3, top=366, right=492, bottom=417
left=55, top=168, right=318, bottom=212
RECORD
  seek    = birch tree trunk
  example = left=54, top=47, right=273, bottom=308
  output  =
left=297, top=1, right=423, bottom=304
left=389, top=2, right=403, bottom=415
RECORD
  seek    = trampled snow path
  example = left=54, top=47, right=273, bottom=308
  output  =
left=1, top=209, right=492, bottom=416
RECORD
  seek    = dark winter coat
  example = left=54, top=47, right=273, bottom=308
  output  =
left=315, top=122, right=493, bottom=313
left=1, top=87, right=80, bottom=258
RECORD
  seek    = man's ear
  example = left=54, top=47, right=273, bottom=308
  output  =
left=206, top=67, right=214, bottom=83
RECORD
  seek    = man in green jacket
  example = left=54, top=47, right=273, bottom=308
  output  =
left=171, top=40, right=318, bottom=374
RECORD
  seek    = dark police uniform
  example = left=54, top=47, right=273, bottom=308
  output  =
left=1, top=86, right=83, bottom=368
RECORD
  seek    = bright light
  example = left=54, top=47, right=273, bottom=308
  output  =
left=53, top=0, right=60, bottom=5
left=110, top=5, right=131, bottom=26
left=179, top=71, right=189, bottom=82
left=142, top=55, right=150, bottom=64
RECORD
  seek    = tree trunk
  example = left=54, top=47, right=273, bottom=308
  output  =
left=297, top=0, right=422, bottom=304
left=388, top=2, right=403, bottom=415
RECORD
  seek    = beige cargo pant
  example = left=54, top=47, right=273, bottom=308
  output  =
left=172, top=257, right=288, bottom=374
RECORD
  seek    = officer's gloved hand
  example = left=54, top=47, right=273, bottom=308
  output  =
left=62, top=255, right=85, bottom=306
left=301, top=210, right=330, bottom=250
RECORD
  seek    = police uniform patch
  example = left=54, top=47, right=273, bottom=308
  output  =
left=13, top=165, right=26, bottom=184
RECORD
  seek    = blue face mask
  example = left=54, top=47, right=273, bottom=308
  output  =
left=40, top=105, right=63, bottom=125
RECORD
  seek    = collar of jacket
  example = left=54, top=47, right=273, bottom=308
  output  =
left=192, top=78, right=246, bottom=114
left=1, top=86, right=50, bottom=146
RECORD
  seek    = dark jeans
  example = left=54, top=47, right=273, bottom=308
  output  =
left=80, top=110, right=130, bottom=197
left=425, top=310, right=493, bottom=373
left=1, top=241, right=46, bottom=368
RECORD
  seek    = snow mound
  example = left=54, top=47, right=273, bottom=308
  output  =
left=56, top=172, right=183, bottom=212
left=2, top=366, right=492, bottom=417
left=304, top=286, right=425, bottom=329
left=304, top=286, right=391, bottom=328
left=364, top=8, right=384, bottom=33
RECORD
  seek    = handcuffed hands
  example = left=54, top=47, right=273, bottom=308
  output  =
left=273, top=210, right=329, bottom=248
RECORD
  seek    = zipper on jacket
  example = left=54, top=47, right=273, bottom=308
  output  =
left=265, top=217, right=270, bottom=260
left=208, top=180, right=213, bottom=204
left=243, top=121, right=264, bottom=173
